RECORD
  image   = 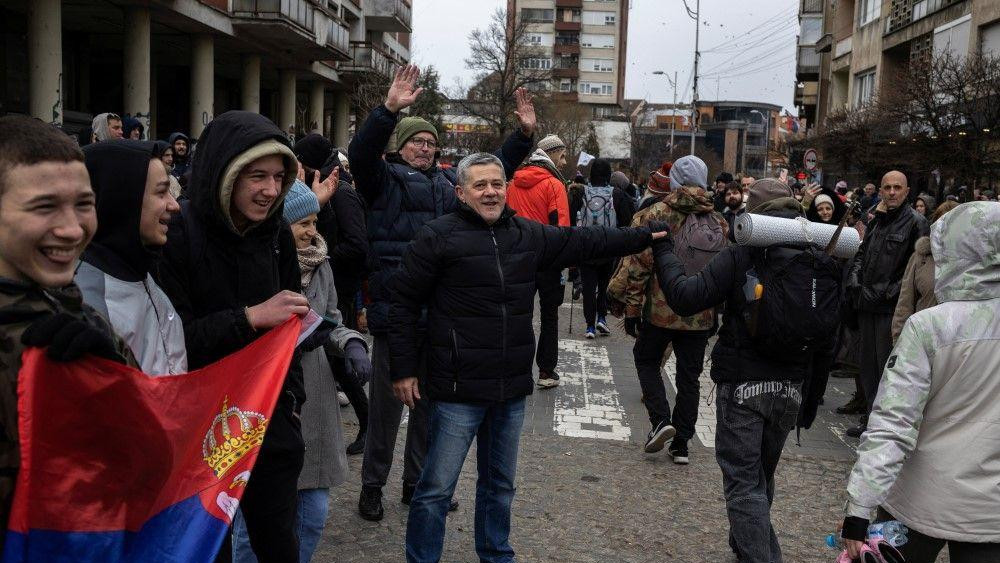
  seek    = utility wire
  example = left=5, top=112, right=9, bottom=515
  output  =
left=701, top=6, right=798, bottom=53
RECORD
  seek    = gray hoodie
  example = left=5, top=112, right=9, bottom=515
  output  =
left=846, top=201, right=1000, bottom=542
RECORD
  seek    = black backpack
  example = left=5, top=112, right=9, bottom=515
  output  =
left=743, top=244, right=844, bottom=357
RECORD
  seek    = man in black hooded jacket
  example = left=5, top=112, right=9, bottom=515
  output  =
left=651, top=178, right=816, bottom=563
left=155, top=111, right=308, bottom=562
left=349, top=64, right=536, bottom=521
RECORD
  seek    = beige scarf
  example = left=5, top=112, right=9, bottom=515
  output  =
left=297, top=233, right=328, bottom=287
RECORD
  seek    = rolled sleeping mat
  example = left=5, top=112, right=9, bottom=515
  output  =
left=733, top=213, right=861, bottom=259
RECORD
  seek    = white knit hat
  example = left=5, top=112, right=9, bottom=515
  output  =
left=537, top=134, right=565, bottom=153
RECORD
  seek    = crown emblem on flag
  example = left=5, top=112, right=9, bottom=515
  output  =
left=202, top=397, right=268, bottom=478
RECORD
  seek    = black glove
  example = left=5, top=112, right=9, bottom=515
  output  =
left=646, top=220, right=674, bottom=252
left=344, top=340, right=372, bottom=384
left=21, top=312, right=123, bottom=363
left=841, top=516, right=869, bottom=542
left=624, top=316, right=642, bottom=338
left=646, top=220, right=670, bottom=234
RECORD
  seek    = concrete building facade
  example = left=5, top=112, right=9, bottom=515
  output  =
left=0, top=0, right=413, bottom=146
left=795, top=0, right=1000, bottom=134
left=508, top=0, right=630, bottom=119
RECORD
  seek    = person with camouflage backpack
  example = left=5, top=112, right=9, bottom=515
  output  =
left=608, top=155, right=727, bottom=463
left=840, top=201, right=1000, bottom=563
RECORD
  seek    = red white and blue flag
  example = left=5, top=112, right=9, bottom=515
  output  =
left=3, top=318, right=301, bottom=563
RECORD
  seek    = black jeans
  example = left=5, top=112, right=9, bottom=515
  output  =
left=632, top=325, right=709, bottom=439
left=858, top=312, right=894, bottom=413
left=716, top=381, right=801, bottom=563
left=361, top=335, right=429, bottom=488
left=534, top=269, right=564, bottom=373
left=579, top=261, right=613, bottom=328
left=876, top=508, right=1000, bottom=563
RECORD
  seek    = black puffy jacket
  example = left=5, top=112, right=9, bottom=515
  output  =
left=652, top=200, right=812, bottom=384
left=349, top=105, right=533, bottom=333
left=155, top=111, right=306, bottom=417
left=389, top=204, right=652, bottom=403
left=850, top=204, right=928, bottom=314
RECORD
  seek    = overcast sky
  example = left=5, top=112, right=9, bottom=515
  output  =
left=410, top=0, right=800, bottom=114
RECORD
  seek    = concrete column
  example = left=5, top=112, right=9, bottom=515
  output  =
left=28, top=0, right=63, bottom=124
left=241, top=54, right=261, bottom=113
left=333, top=91, right=350, bottom=148
left=190, top=34, right=214, bottom=138
left=278, top=69, right=297, bottom=140
left=123, top=7, right=151, bottom=138
left=308, top=81, right=325, bottom=135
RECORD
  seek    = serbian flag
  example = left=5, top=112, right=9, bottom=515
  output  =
left=3, top=317, right=301, bottom=562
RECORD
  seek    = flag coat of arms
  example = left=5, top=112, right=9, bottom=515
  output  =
left=3, top=318, right=301, bottom=562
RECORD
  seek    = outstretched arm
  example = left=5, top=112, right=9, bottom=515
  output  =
left=653, top=240, right=744, bottom=315
left=348, top=65, right=425, bottom=204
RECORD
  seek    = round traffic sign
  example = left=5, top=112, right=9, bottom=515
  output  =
left=803, top=149, right=818, bottom=172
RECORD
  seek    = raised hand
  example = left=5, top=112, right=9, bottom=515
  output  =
left=385, top=65, right=424, bottom=113
left=513, top=88, right=537, bottom=137
left=312, top=166, right=339, bottom=206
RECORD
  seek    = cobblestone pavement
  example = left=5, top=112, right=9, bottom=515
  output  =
left=313, top=290, right=949, bottom=562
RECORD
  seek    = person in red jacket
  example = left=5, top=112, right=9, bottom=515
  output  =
left=507, top=134, right=570, bottom=388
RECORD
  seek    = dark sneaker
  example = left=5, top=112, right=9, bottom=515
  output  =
left=346, top=432, right=366, bottom=455
left=358, top=485, right=384, bottom=521
left=846, top=423, right=867, bottom=438
left=836, top=394, right=865, bottom=415
left=401, top=482, right=458, bottom=512
left=537, top=370, right=560, bottom=389
left=668, top=437, right=689, bottom=465
left=595, top=319, right=611, bottom=335
left=643, top=420, right=676, bottom=453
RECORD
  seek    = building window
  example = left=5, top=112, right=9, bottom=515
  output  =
left=581, top=33, right=616, bottom=48
left=581, top=58, right=614, bottom=72
left=857, top=0, right=880, bottom=28
left=594, top=106, right=620, bottom=118
left=525, top=32, right=554, bottom=47
left=582, top=11, right=616, bottom=26
left=853, top=69, right=876, bottom=107
left=521, top=8, right=554, bottom=23
left=521, top=58, right=552, bottom=70
left=579, top=81, right=614, bottom=96
left=982, top=20, right=1000, bottom=57
left=559, top=80, right=574, bottom=92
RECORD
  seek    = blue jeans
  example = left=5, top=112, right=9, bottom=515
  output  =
left=405, top=398, right=526, bottom=563
left=232, top=488, right=330, bottom=563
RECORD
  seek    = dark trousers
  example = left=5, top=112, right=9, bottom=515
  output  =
left=361, top=335, right=429, bottom=488
left=716, top=381, right=802, bottom=563
left=876, top=508, right=1000, bottom=563
left=579, top=262, right=613, bottom=327
left=858, top=312, right=894, bottom=413
left=534, top=269, right=564, bottom=373
left=239, top=403, right=306, bottom=562
left=632, top=325, right=709, bottom=439
left=333, top=277, right=369, bottom=434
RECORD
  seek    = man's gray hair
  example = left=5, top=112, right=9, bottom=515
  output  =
left=456, top=152, right=504, bottom=186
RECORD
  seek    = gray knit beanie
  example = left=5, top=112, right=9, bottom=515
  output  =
left=283, top=180, right=321, bottom=224
left=668, top=155, right=708, bottom=189
left=537, top=134, right=566, bottom=153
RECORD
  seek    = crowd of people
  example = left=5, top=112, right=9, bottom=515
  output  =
left=0, top=61, right=997, bottom=563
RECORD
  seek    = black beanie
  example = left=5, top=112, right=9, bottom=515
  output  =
left=293, top=133, right=334, bottom=170
left=716, top=172, right=734, bottom=184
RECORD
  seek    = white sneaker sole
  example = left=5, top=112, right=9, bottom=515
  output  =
left=537, top=379, right=559, bottom=389
left=585, top=333, right=596, bottom=339
left=643, top=425, right=676, bottom=453
left=670, top=454, right=690, bottom=465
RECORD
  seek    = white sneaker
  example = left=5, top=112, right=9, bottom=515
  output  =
left=585, top=328, right=596, bottom=339
left=338, top=391, right=350, bottom=406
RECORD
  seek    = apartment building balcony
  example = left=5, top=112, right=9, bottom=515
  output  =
left=364, top=0, right=412, bottom=33
left=553, top=67, right=579, bottom=79
left=556, top=0, right=583, bottom=7
left=340, top=41, right=397, bottom=78
left=326, top=18, right=351, bottom=60
left=232, top=0, right=335, bottom=59
left=553, top=92, right=579, bottom=102
left=834, top=36, right=852, bottom=58
left=796, top=45, right=820, bottom=81
left=555, top=21, right=582, bottom=32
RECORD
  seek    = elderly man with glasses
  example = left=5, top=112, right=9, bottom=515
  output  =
left=348, top=65, right=537, bottom=522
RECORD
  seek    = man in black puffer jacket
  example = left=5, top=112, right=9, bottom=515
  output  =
left=390, top=153, right=666, bottom=563
left=846, top=170, right=927, bottom=437
left=350, top=65, right=535, bottom=521
left=651, top=178, right=815, bottom=563
left=155, top=111, right=308, bottom=562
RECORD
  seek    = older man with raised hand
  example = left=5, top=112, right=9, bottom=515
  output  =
left=847, top=170, right=928, bottom=438
left=390, top=152, right=668, bottom=563
left=349, top=64, right=537, bottom=522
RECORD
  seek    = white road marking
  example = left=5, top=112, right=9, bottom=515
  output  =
left=553, top=340, right=631, bottom=441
